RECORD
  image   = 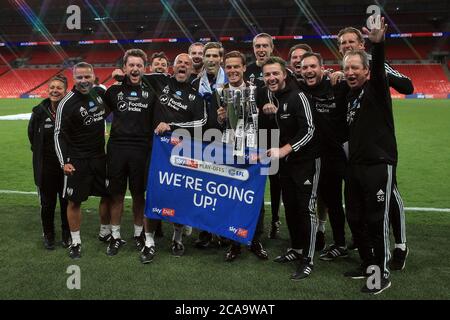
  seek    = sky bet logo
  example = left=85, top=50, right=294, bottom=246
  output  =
left=174, top=157, right=198, bottom=169
left=229, top=226, right=248, bottom=238
left=152, top=207, right=175, bottom=217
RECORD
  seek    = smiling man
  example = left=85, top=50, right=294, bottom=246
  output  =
left=139, top=53, right=207, bottom=262
left=191, top=42, right=229, bottom=249
left=288, top=43, right=312, bottom=80
left=100, top=49, right=155, bottom=256
left=54, top=62, right=109, bottom=259
left=299, top=52, right=349, bottom=261
left=188, top=42, right=205, bottom=82
left=342, top=17, right=397, bottom=294
left=215, top=50, right=269, bottom=262
left=149, top=52, right=169, bottom=74
left=245, top=33, right=274, bottom=87
left=260, top=56, right=320, bottom=281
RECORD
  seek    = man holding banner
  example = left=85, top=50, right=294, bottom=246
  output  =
left=139, top=53, right=207, bottom=262
left=261, top=57, right=321, bottom=280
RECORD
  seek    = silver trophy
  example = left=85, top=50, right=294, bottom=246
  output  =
left=221, top=87, right=259, bottom=157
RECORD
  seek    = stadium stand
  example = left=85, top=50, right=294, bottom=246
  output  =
left=0, top=30, right=448, bottom=98
left=392, top=64, right=450, bottom=97
left=25, top=49, right=67, bottom=65
left=0, top=51, right=17, bottom=65
left=0, top=68, right=62, bottom=98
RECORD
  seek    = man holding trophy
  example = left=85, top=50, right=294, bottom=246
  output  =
left=216, top=51, right=268, bottom=262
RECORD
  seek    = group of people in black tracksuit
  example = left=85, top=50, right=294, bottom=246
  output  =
left=28, top=14, right=408, bottom=294
left=254, top=17, right=408, bottom=294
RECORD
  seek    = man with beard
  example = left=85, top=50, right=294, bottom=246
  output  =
left=101, top=49, right=155, bottom=256
left=215, top=50, right=269, bottom=261
left=342, top=18, right=395, bottom=294
left=337, top=26, right=410, bottom=270
left=261, top=57, right=320, bottom=280
left=54, top=62, right=109, bottom=259
left=299, top=52, right=349, bottom=261
left=139, top=53, right=207, bottom=262
left=149, top=52, right=169, bottom=74
left=188, top=42, right=205, bottom=82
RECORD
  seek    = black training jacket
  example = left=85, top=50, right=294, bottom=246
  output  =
left=299, top=76, right=348, bottom=159
left=104, top=77, right=155, bottom=147
left=346, top=42, right=398, bottom=165
left=54, top=86, right=107, bottom=167
left=259, top=80, right=320, bottom=163
left=28, top=98, right=60, bottom=186
left=143, top=73, right=206, bottom=135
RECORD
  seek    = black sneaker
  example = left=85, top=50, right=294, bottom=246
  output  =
left=225, top=244, right=242, bottom=262
left=249, top=241, right=269, bottom=260
left=107, top=237, right=123, bottom=256
left=389, top=247, right=409, bottom=271
left=69, top=244, right=81, bottom=259
left=315, top=231, right=325, bottom=252
left=194, top=232, right=212, bottom=249
left=291, top=259, right=314, bottom=281
left=134, top=234, right=145, bottom=252
left=320, top=245, right=349, bottom=261
left=274, top=249, right=302, bottom=263
left=214, top=235, right=231, bottom=248
left=361, top=277, right=391, bottom=295
left=98, top=233, right=111, bottom=242
left=43, top=234, right=55, bottom=250
left=269, top=221, right=281, bottom=239
left=171, top=241, right=185, bottom=257
left=61, top=230, right=72, bottom=248
left=344, top=264, right=369, bottom=279
left=347, top=238, right=358, bottom=251
left=140, top=245, right=156, bottom=264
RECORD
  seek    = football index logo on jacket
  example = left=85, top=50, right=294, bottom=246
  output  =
left=145, top=134, right=268, bottom=245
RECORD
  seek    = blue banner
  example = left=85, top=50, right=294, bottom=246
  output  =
left=145, top=134, right=268, bottom=245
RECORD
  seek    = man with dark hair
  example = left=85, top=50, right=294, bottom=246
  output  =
left=191, top=42, right=229, bottom=249
left=216, top=50, right=268, bottom=261
left=288, top=43, right=313, bottom=79
left=337, top=25, right=410, bottom=269
left=299, top=52, right=349, bottom=261
left=150, top=52, right=169, bottom=74
left=193, top=42, right=226, bottom=98
left=54, top=62, right=109, bottom=259
left=342, top=17, right=395, bottom=294
left=261, top=56, right=320, bottom=280
left=188, top=42, right=205, bottom=82
left=101, top=49, right=155, bottom=256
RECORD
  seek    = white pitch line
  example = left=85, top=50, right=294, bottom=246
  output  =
left=1, top=189, right=449, bottom=213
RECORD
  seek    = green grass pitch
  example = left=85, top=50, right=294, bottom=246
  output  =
left=0, top=98, right=449, bottom=300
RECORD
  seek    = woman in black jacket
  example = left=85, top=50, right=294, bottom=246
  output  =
left=28, top=75, right=71, bottom=250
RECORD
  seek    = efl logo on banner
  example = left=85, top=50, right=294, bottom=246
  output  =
left=144, top=134, right=268, bottom=245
